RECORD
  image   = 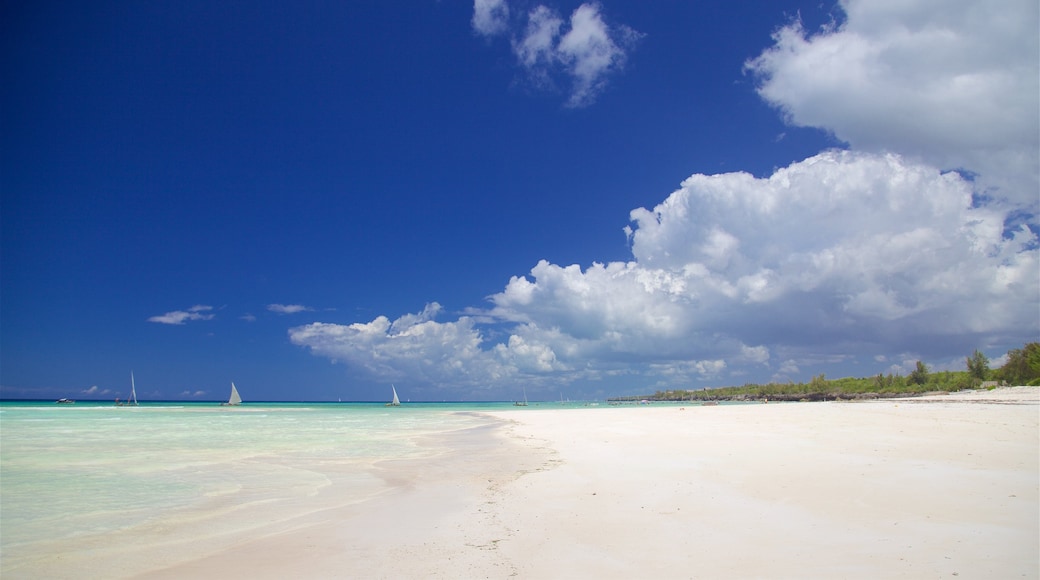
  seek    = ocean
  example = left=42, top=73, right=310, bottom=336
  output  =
left=1, top=398, right=683, bottom=577
left=0, top=400, right=538, bottom=576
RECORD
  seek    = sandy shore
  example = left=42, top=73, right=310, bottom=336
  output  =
left=43, top=388, right=1038, bottom=579
left=484, top=388, right=1039, bottom=579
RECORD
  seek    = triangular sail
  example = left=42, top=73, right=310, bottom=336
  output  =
left=390, top=385, right=400, bottom=406
left=228, top=382, right=242, bottom=405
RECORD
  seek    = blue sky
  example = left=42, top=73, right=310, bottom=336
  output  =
left=2, top=0, right=1037, bottom=402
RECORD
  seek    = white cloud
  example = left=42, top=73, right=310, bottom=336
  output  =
left=289, top=303, right=518, bottom=389
left=477, top=1, right=642, bottom=107
left=293, top=1, right=1038, bottom=396
left=693, top=359, right=726, bottom=377
left=746, top=0, right=1039, bottom=208
left=487, top=151, right=1035, bottom=364
left=472, top=0, right=509, bottom=37
left=389, top=302, right=442, bottom=332
left=741, top=344, right=770, bottom=365
left=148, top=304, right=215, bottom=325
left=512, top=5, right=563, bottom=81
left=556, top=4, right=639, bottom=107
left=494, top=333, right=564, bottom=373
left=624, top=150, right=1036, bottom=345
left=777, top=360, right=800, bottom=376
left=267, top=304, right=314, bottom=315
left=292, top=151, right=1036, bottom=393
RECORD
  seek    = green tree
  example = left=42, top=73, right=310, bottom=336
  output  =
left=809, top=373, right=828, bottom=391
left=908, top=360, right=929, bottom=385
left=873, top=373, right=886, bottom=390
left=966, top=349, right=989, bottom=381
left=997, top=342, right=1040, bottom=385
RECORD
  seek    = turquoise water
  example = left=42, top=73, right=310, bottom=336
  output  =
left=0, top=401, right=522, bottom=567
left=0, top=398, right=725, bottom=576
left=0, top=398, right=679, bottom=575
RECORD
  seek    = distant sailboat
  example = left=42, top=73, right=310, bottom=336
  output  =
left=117, top=372, right=139, bottom=406
left=386, top=384, right=401, bottom=407
left=514, top=387, right=528, bottom=406
left=222, top=382, right=242, bottom=406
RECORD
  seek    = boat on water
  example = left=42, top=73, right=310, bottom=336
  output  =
left=116, top=371, right=139, bottom=406
left=55, top=398, right=75, bottom=404
left=514, top=387, right=529, bottom=406
left=386, top=385, right=401, bottom=407
left=221, top=382, right=243, bottom=406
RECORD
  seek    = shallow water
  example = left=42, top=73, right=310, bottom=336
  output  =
left=1, top=398, right=692, bottom=576
left=1, top=401, right=529, bottom=572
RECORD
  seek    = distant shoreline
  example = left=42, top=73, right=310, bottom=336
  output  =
left=615, top=384, right=1037, bottom=403
left=613, top=389, right=1034, bottom=403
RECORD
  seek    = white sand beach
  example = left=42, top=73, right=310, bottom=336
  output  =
left=485, top=388, right=1040, bottom=579
left=7, top=389, right=1037, bottom=579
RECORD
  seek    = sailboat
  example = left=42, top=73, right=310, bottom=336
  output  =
left=386, top=384, right=401, bottom=407
left=117, top=371, right=139, bottom=406
left=514, top=387, right=528, bottom=406
left=222, top=382, right=242, bottom=406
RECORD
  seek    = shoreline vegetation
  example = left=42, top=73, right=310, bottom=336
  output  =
left=612, top=342, right=1040, bottom=403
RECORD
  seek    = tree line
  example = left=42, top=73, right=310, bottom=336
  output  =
left=618, top=342, right=1040, bottom=402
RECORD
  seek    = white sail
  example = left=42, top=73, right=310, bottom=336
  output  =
left=390, top=385, right=400, bottom=406
left=128, top=371, right=139, bottom=405
left=227, top=382, right=242, bottom=405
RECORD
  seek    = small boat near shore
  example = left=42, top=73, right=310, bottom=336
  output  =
left=221, top=382, right=242, bottom=406
left=55, top=398, right=75, bottom=404
left=116, top=371, right=139, bottom=406
left=386, top=385, right=401, bottom=407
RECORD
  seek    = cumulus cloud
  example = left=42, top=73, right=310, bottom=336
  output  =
left=487, top=151, right=1035, bottom=363
left=289, top=303, right=519, bottom=389
left=474, top=1, right=642, bottom=107
left=148, top=305, right=215, bottom=325
left=627, top=151, right=1035, bottom=336
left=292, top=151, right=1037, bottom=393
left=746, top=0, right=1039, bottom=208
left=267, top=304, right=314, bottom=315
left=293, top=0, right=1038, bottom=396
